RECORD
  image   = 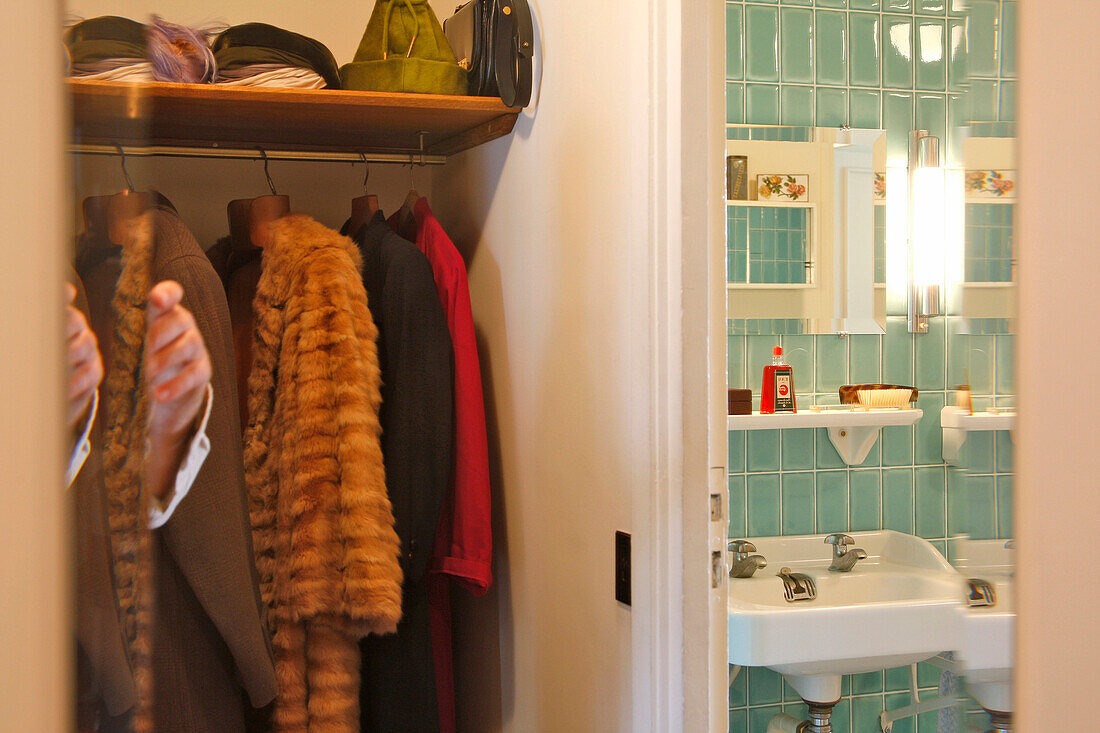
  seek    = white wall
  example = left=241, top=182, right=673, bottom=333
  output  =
left=0, top=3, right=69, bottom=731
left=1016, top=1, right=1100, bottom=728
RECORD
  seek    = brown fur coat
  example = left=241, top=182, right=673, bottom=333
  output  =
left=244, top=214, right=404, bottom=732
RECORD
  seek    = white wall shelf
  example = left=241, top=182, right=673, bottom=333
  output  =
left=940, top=406, right=1016, bottom=464
left=726, top=200, right=813, bottom=207
left=726, top=408, right=923, bottom=465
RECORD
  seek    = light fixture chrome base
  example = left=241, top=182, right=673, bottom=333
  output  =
left=983, top=709, right=1013, bottom=733
left=907, top=283, right=942, bottom=333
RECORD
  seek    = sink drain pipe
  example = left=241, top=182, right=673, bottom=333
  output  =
left=767, top=701, right=836, bottom=733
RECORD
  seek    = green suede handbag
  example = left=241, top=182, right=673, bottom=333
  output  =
left=340, top=0, right=468, bottom=95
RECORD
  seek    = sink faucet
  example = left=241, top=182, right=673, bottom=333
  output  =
left=728, top=540, right=768, bottom=578
left=825, top=533, right=867, bottom=572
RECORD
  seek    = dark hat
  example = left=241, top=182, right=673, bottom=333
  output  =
left=212, top=23, right=341, bottom=89
left=64, top=15, right=147, bottom=66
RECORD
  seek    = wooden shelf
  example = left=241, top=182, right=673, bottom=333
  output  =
left=68, top=79, right=520, bottom=157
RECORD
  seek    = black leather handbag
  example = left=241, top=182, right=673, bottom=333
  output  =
left=444, top=0, right=533, bottom=107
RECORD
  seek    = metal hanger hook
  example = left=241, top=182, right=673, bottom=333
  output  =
left=115, top=143, right=135, bottom=192
left=359, top=152, right=370, bottom=191
left=258, top=148, right=277, bottom=195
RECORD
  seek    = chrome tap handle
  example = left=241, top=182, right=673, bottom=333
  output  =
left=728, top=540, right=757, bottom=559
left=1004, top=539, right=1016, bottom=549
left=824, top=533, right=854, bottom=548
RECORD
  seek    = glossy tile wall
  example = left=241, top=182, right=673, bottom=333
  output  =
left=726, top=1, right=1017, bottom=731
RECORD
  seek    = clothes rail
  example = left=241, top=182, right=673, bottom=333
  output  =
left=69, top=144, right=446, bottom=166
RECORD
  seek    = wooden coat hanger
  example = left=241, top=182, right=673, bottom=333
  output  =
left=347, top=153, right=379, bottom=236
left=105, top=145, right=153, bottom=246
left=226, top=198, right=254, bottom=251
left=247, top=150, right=290, bottom=248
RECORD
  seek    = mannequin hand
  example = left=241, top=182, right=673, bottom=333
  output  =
left=144, top=281, right=211, bottom=499
left=66, top=283, right=103, bottom=434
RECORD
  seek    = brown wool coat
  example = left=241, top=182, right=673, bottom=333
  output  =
left=78, top=208, right=278, bottom=732
left=244, top=214, right=404, bottom=733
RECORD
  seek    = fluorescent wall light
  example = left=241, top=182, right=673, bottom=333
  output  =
left=908, top=130, right=945, bottom=333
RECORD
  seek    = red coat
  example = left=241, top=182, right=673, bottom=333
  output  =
left=390, top=198, right=493, bottom=733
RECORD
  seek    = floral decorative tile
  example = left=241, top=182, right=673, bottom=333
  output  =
left=965, top=169, right=1017, bottom=199
left=757, top=174, right=809, bottom=201
left=874, top=172, right=886, bottom=201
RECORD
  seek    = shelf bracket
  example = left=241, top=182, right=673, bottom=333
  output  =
left=826, top=425, right=882, bottom=465
left=941, top=423, right=966, bottom=465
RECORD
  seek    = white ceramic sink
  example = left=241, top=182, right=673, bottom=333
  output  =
left=956, top=539, right=1015, bottom=713
left=728, top=530, right=963, bottom=703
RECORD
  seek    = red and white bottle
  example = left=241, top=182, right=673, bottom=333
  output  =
left=761, top=346, right=796, bottom=414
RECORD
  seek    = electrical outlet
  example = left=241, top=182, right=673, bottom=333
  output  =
left=615, top=531, right=631, bottom=605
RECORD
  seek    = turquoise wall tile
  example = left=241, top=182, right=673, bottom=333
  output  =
left=967, top=0, right=999, bottom=78
left=815, top=10, right=848, bottom=86
left=1001, top=1, right=1017, bottom=77
left=747, top=83, right=781, bottom=124
left=849, top=89, right=881, bottom=129
left=849, top=469, right=882, bottom=530
left=729, top=332, right=747, bottom=389
left=781, top=8, right=815, bottom=83
left=730, top=666, right=748, bottom=707
left=816, top=429, right=847, bottom=468
left=817, top=0, right=848, bottom=7
left=782, top=428, right=816, bottom=470
left=915, top=466, right=946, bottom=538
left=882, top=15, right=914, bottom=89
left=961, top=430, right=994, bottom=473
left=881, top=424, right=914, bottom=466
left=914, top=18, right=946, bottom=90
left=852, top=671, right=883, bottom=695
left=916, top=0, right=945, bottom=12
left=816, top=471, right=849, bottom=532
left=781, top=85, right=816, bottom=125
left=748, top=430, right=781, bottom=472
left=916, top=93, right=947, bottom=152
left=915, top=316, right=946, bottom=390
left=750, top=706, right=784, bottom=732
left=885, top=0, right=911, bottom=10
left=947, top=0, right=967, bottom=15
left=816, top=334, right=848, bottom=392
left=816, top=87, right=849, bottom=127
left=968, top=79, right=998, bottom=123
left=999, top=80, right=1017, bottom=122
left=746, top=5, right=781, bottom=81
left=850, top=0, right=881, bottom=9
left=749, top=666, right=784, bottom=705
left=781, top=334, right=815, bottom=393
left=727, top=82, right=746, bottom=124
left=853, top=695, right=886, bottom=731
left=748, top=473, right=782, bottom=535
left=997, top=474, right=1013, bottom=538
left=995, top=430, right=1013, bottom=473
left=883, top=317, right=914, bottom=384
left=848, top=14, right=881, bottom=87
left=946, top=93, right=966, bottom=165
left=883, top=92, right=915, bottom=163
left=915, top=392, right=945, bottom=464
left=947, top=19, right=967, bottom=92
left=849, top=334, right=881, bottom=384
left=748, top=335, right=778, bottom=394
left=727, top=3, right=745, bottom=80
left=728, top=474, right=747, bottom=537
left=885, top=694, right=916, bottom=733
left=883, top=467, right=915, bottom=532
left=729, top=428, right=746, bottom=472
left=728, top=709, right=747, bottom=733
left=782, top=473, right=816, bottom=534
left=951, top=474, right=996, bottom=539
left=885, top=666, right=910, bottom=691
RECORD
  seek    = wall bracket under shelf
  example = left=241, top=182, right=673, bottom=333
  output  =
left=726, top=409, right=924, bottom=465
left=940, top=406, right=1016, bottom=465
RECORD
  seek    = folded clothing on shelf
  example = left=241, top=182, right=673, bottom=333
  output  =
left=212, top=23, right=341, bottom=89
